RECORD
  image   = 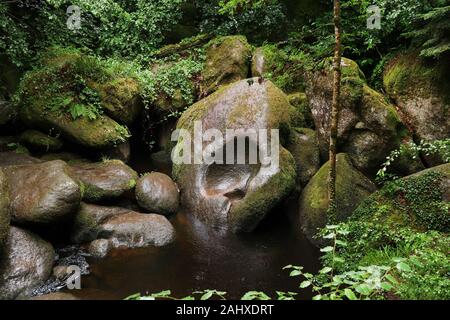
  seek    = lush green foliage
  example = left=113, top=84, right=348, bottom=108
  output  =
left=357, top=171, right=450, bottom=232
left=47, top=0, right=184, bottom=60
left=377, top=139, right=450, bottom=182
left=198, top=0, right=287, bottom=43
left=404, top=1, right=450, bottom=58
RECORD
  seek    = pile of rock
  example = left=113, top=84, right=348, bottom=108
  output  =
left=0, top=153, right=179, bottom=299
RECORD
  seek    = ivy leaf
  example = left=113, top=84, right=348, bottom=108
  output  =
left=290, top=270, right=302, bottom=277
left=396, top=262, right=412, bottom=273
left=344, top=288, right=357, bottom=300
left=201, top=291, right=213, bottom=300
left=320, top=246, right=334, bottom=253
left=299, top=281, right=311, bottom=288
left=319, top=267, right=333, bottom=274
left=355, top=284, right=371, bottom=296
left=381, top=282, right=393, bottom=291
left=385, top=274, right=398, bottom=284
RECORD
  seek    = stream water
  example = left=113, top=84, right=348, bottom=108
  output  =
left=69, top=138, right=321, bottom=300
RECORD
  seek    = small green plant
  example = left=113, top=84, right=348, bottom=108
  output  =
left=377, top=139, right=450, bottom=183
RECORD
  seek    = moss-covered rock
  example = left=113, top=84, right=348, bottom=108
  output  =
left=288, top=92, right=313, bottom=128
left=19, top=129, right=63, bottom=152
left=286, top=128, right=321, bottom=188
left=70, top=160, right=138, bottom=203
left=0, top=169, right=10, bottom=250
left=299, top=153, right=377, bottom=244
left=174, top=78, right=296, bottom=232
left=16, top=47, right=134, bottom=149
left=202, top=36, right=252, bottom=94
left=95, top=77, right=143, bottom=125
left=306, top=57, right=407, bottom=173
left=383, top=52, right=450, bottom=142
left=229, top=148, right=297, bottom=232
left=352, top=164, right=450, bottom=232
left=251, top=45, right=305, bottom=94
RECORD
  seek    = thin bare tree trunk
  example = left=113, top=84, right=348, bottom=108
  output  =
left=328, top=0, right=342, bottom=221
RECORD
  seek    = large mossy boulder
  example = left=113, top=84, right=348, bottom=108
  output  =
left=202, top=36, right=252, bottom=94
left=299, top=153, right=377, bottom=244
left=306, top=57, right=407, bottom=173
left=0, top=169, right=10, bottom=249
left=174, top=78, right=296, bottom=232
left=69, top=160, right=138, bottom=203
left=352, top=164, right=450, bottom=232
left=95, top=78, right=143, bottom=126
left=383, top=52, right=450, bottom=142
left=16, top=48, right=136, bottom=149
left=0, top=227, right=55, bottom=300
left=19, top=130, right=63, bottom=152
left=286, top=128, right=321, bottom=188
left=5, top=160, right=81, bottom=225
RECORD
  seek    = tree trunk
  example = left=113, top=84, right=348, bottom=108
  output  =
left=327, top=0, right=342, bottom=221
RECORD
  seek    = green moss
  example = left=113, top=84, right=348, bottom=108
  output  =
left=299, top=153, right=377, bottom=242
left=15, top=47, right=137, bottom=148
left=384, top=52, right=450, bottom=104
left=319, top=57, right=366, bottom=80
left=328, top=220, right=450, bottom=300
left=96, top=77, right=142, bottom=125
left=229, top=148, right=297, bottom=232
left=287, top=92, right=314, bottom=128
left=203, top=35, right=252, bottom=93
left=19, top=129, right=63, bottom=152
left=128, top=178, right=136, bottom=189
left=353, top=169, right=449, bottom=232
left=82, top=183, right=119, bottom=203
left=252, top=44, right=305, bottom=93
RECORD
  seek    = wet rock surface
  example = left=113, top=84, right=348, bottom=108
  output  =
left=71, top=203, right=131, bottom=244
left=0, top=151, right=41, bottom=167
left=88, top=239, right=111, bottom=258
left=0, top=227, right=55, bottom=300
left=70, top=160, right=138, bottom=203
left=71, top=203, right=175, bottom=249
left=135, top=172, right=180, bottom=215
left=29, top=245, right=89, bottom=297
left=100, top=212, right=175, bottom=248
left=5, top=160, right=81, bottom=225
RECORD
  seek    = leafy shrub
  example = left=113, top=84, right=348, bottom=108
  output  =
left=198, top=0, right=287, bottom=43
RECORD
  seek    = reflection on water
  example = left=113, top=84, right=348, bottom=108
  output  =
left=72, top=200, right=320, bottom=300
